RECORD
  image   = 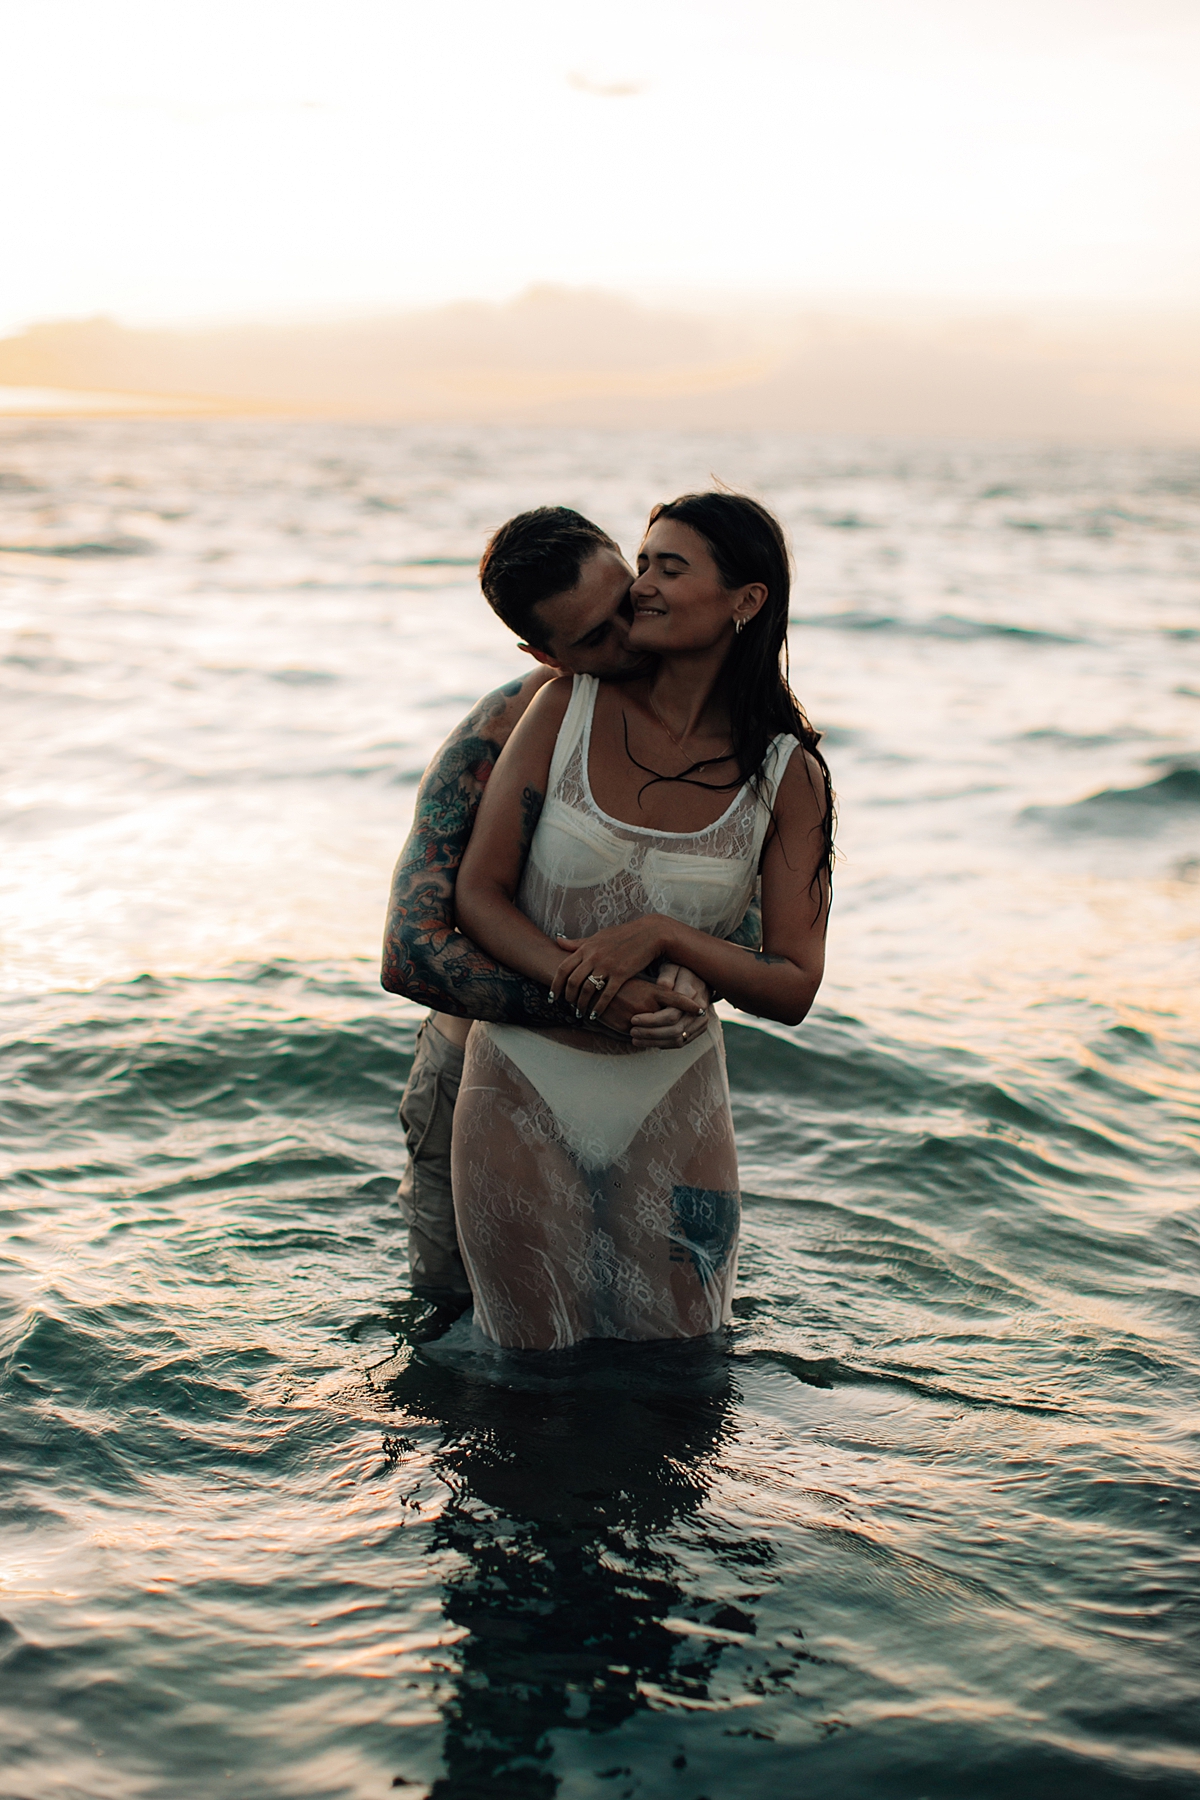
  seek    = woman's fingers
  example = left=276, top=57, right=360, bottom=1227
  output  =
left=631, top=1006, right=684, bottom=1028
left=613, top=983, right=701, bottom=1025
left=588, top=973, right=619, bottom=1019
left=552, top=948, right=707, bottom=1023
left=552, top=949, right=611, bottom=1015
left=630, top=1007, right=711, bottom=1049
left=598, top=978, right=707, bottom=1037
left=550, top=948, right=588, bottom=1007
left=629, top=1006, right=683, bottom=1046
left=670, top=966, right=711, bottom=1009
left=627, top=995, right=707, bottom=1039
left=557, top=939, right=625, bottom=1015
left=654, top=987, right=705, bottom=1016
left=570, top=962, right=605, bottom=1012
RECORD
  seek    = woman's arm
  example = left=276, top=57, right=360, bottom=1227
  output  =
left=456, top=681, right=705, bottom=1032
left=380, top=669, right=572, bottom=1021
left=552, top=747, right=830, bottom=1028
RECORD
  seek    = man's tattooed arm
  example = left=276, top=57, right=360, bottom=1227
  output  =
left=380, top=674, right=567, bottom=1024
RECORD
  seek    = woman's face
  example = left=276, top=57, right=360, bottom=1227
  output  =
left=629, top=519, right=753, bottom=654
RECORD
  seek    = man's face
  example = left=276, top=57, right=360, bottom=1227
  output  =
left=524, top=546, right=650, bottom=678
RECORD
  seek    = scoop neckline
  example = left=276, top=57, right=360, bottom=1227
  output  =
left=579, top=676, right=755, bottom=840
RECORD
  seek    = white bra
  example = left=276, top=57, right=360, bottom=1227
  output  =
left=517, top=674, right=798, bottom=945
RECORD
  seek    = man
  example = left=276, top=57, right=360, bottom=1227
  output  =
left=381, top=506, right=749, bottom=1300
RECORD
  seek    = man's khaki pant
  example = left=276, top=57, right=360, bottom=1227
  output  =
left=396, top=1020, right=470, bottom=1297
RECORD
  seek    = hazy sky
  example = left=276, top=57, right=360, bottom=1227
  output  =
left=5, top=0, right=1200, bottom=333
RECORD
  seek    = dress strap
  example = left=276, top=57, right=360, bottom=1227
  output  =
left=547, top=674, right=597, bottom=796
left=743, top=734, right=801, bottom=867
left=757, top=733, right=801, bottom=813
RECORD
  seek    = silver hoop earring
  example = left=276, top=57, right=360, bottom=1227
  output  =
left=734, top=617, right=745, bottom=635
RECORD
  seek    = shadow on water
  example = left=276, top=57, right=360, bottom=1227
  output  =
left=377, top=1310, right=757, bottom=1800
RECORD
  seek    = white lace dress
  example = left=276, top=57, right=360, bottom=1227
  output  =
left=451, top=675, right=798, bottom=1350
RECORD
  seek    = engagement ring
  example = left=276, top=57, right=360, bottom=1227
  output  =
left=586, top=974, right=606, bottom=991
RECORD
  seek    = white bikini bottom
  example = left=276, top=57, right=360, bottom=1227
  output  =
left=475, top=1021, right=720, bottom=1172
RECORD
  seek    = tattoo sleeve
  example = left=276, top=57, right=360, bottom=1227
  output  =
left=380, top=679, right=563, bottom=1025
left=382, top=679, right=770, bottom=1021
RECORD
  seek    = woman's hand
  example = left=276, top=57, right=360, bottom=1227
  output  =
left=552, top=917, right=677, bottom=1018
left=629, top=963, right=711, bottom=1050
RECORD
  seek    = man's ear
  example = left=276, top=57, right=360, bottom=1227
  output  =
left=518, top=642, right=567, bottom=671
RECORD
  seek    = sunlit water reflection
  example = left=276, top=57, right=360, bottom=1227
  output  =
left=1, top=423, right=1198, bottom=1797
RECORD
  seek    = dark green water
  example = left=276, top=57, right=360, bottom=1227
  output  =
left=3, top=423, right=1200, bottom=1796
left=3, top=962, right=1197, bottom=1799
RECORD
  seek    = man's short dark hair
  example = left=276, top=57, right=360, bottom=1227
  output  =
left=479, top=507, right=619, bottom=649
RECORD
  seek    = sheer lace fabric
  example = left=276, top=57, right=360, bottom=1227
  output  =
left=451, top=676, right=797, bottom=1350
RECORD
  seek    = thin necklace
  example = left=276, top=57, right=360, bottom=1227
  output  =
left=645, top=694, right=730, bottom=778
left=648, top=693, right=689, bottom=751
left=620, top=712, right=740, bottom=800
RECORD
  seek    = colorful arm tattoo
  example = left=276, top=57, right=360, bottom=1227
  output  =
left=382, top=676, right=768, bottom=1021
left=380, top=677, right=564, bottom=1024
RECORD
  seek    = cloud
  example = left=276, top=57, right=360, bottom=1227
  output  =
left=2, top=287, right=1198, bottom=440
left=566, top=71, right=647, bottom=98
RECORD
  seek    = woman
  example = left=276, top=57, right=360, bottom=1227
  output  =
left=453, top=492, right=833, bottom=1350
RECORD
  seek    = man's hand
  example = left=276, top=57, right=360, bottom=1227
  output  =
left=629, top=963, right=711, bottom=1050
left=594, top=974, right=706, bottom=1037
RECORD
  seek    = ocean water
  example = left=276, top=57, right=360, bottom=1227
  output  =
left=1, top=420, right=1199, bottom=1799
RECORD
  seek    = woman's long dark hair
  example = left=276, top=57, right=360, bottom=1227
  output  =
left=646, top=490, right=835, bottom=910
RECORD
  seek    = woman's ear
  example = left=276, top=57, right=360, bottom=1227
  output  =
left=733, top=582, right=769, bottom=626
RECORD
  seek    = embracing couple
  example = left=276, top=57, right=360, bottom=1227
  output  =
left=382, top=492, right=833, bottom=1352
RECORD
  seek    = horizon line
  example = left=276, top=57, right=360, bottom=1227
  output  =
left=5, top=284, right=1200, bottom=340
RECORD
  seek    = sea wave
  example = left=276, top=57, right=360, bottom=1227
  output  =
left=792, top=610, right=1079, bottom=643
left=3, top=421, right=1200, bottom=1795
left=0, top=534, right=154, bottom=556
left=1, top=961, right=1198, bottom=1796
left=1023, top=765, right=1200, bottom=832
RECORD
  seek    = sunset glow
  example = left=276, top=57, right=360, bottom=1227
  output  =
left=4, top=0, right=1199, bottom=333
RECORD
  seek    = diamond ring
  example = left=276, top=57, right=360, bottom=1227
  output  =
left=586, top=973, right=606, bottom=991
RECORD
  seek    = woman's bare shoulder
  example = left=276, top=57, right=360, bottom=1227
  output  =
left=523, top=673, right=575, bottom=726
left=775, top=739, right=830, bottom=824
